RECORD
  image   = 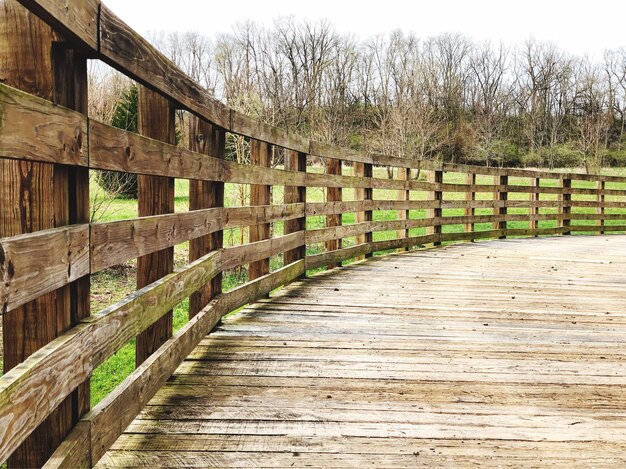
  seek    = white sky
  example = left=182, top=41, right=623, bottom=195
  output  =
left=105, top=0, right=626, bottom=59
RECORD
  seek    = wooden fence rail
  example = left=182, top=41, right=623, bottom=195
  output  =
left=2, top=1, right=626, bottom=467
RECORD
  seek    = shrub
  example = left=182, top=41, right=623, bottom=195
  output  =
left=95, top=84, right=138, bottom=199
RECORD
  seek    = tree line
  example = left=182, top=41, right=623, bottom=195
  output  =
left=89, top=19, right=626, bottom=171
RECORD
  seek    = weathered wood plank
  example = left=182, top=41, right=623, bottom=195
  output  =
left=0, top=225, right=89, bottom=312
left=561, top=177, right=572, bottom=235
left=428, top=169, right=443, bottom=245
left=231, top=111, right=308, bottom=153
left=99, top=236, right=626, bottom=467
left=396, top=167, right=410, bottom=245
left=1, top=5, right=88, bottom=465
left=223, top=233, right=305, bottom=271
left=86, top=250, right=222, bottom=368
left=283, top=150, right=307, bottom=267
left=325, top=157, right=342, bottom=268
left=91, top=209, right=222, bottom=272
left=0, top=83, right=87, bottom=166
left=135, top=87, right=175, bottom=367
left=98, top=4, right=230, bottom=129
left=16, top=0, right=98, bottom=49
left=494, top=174, right=508, bottom=239
left=248, top=139, right=271, bottom=281
left=42, top=421, right=91, bottom=469
left=0, top=324, right=93, bottom=465
left=86, top=260, right=304, bottom=466
left=309, top=141, right=372, bottom=164
left=465, top=173, right=476, bottom=235
left=89, top=119, right=223, bottom=180
left=353, top=162, right=373, bottom=260
left=189, top=117, right=225, bottom=318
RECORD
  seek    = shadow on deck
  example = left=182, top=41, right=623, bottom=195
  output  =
left=100, top=236, right=626, bottom=467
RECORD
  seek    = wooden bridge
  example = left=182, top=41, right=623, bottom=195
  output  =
left=1, top=1, right=626, bottom=468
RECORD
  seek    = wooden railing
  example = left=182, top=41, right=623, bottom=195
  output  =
left=2, top=1, right=626, bottom=467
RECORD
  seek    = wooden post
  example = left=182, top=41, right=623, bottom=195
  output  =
left=284, top=149, right=306, bottom=269
left=326, top=157, right=342, bottom=267
left=136, top=87, right=175, bottom=366
left=355, top=162, right=374, bottom=259
left=597, top=180, right=605, bottom=235
left=396, top=167, right=410, bottom=250
left=0, top=2, right=89, bottom=465
left=465, top=173, right=476, bottom=238
left=428, top=169, right=443, bottom=246
left=530, top=177, right=540, bottom=236
left=494, top=174, right=508, bottom=239
left=189, top=117, right=226, bottom=317
left=249, top=139, right=272, bottom=280
left=561, top=177, right=571, bottom=235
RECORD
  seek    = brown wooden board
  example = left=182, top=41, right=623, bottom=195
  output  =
left=135, top=87, right=175, bottom=367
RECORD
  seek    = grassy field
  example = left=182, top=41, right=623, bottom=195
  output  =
left=2, top=166, right=625, bottom=406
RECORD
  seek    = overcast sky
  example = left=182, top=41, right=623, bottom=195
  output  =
left=105, top=0, right=625, bottom=59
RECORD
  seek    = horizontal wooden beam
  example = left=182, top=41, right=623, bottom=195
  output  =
left=0, top=83, right=87, bottom=166
left=91, top=204, right=305, bottom=272
left=1, top=225, right=90, bottom=312
left=0, top=324, right=93, bottom=464
left=46, top=260, right=305, bottom=468
left=86, top=250, right=222, bottom=367
left=17, top=0, right=99, bottom=50
left=98, top=5, right=230, bottom=129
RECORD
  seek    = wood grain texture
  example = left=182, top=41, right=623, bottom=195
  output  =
left=135, top=86, right=175, bottom=367
left=0, top=224, right=89, bottom=312
left=16, top=0, right=98, bottom=49
left=188, top=117, right=225, bottom=317
left=0, top=324, right=93, bottom=464
left=325, top=157, right=342, bottom=268
left=87, top=250, right=222, bottom=368
left=231, top=110, right=308, bottom=153
left=89, top=119, right=223, bottom=180
left=248, top=139, right=271, bottom=280
left=0, top=3, right=89, bottom=465
left=0, top=83, right=87, bottom=166
left=396, top=167, right=410, bottom=245
left=283, top=150, right=306, bottom=267
left=99, top=236, right=626, bottom=468
left=494, top=174, right=508, bottom=239
left=91, top=209, right=223, bottom=272
left=98, top=4, right=230, bottom=129
left=85, top=261, right=304, bottom=467
left=428, top=169, right=443, bottom=246
left=561, top=177, right=572, bottom=235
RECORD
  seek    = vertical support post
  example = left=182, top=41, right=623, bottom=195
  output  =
left=284, top=149, right=307, bottom=270
left=249, top=139, right=272, bottom=280
left=354, top=162, right=366, bottom=260
left=189, top=117, right=226, bottom=317
left=428, top=168, right=443, bottom=246
left=530, top=177, right=540, bottom=236
left=355, top=162, right=374, bottom=259
left=326, top=157, right=342, bottom=267
left=597, top=180, right=605, bottom=235
left=136, top=87, right=175, bottom=366
left=396, top=167, right=410, bottom=250
left=560, top=177, right=572, bottom=235
left=0, top=3, right=89, bottom=465
left=494, top=174, right=508, bottom=239
left=464, top=172, right=476, bottom=238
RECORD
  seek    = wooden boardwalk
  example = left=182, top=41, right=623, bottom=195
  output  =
left=100, top=235, right=626, bottom=467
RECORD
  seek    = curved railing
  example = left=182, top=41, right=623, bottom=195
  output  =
left=1, top=1, right=626, bottom=467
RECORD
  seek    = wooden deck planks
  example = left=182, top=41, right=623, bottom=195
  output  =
left=99, top=235, right=626, bottom=468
